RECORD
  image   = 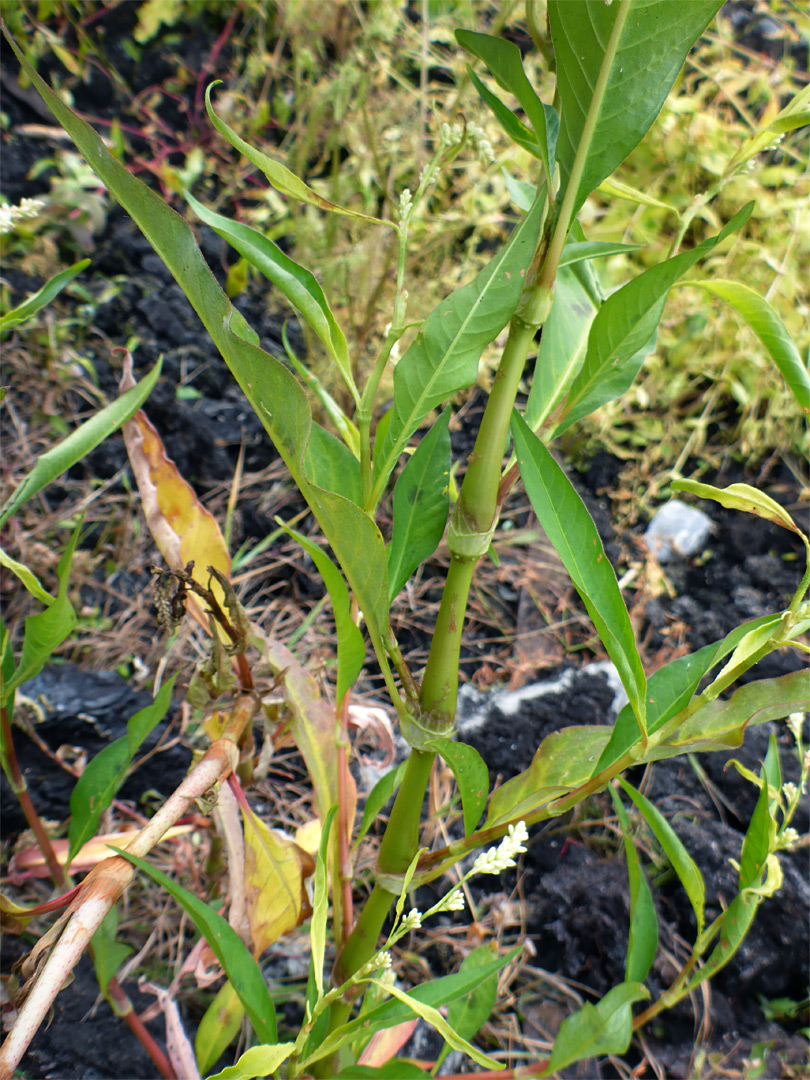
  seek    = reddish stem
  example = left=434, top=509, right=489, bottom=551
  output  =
left=1, top=705, right=66, bottom=888
left=106, top=977, right=176, bottom=1080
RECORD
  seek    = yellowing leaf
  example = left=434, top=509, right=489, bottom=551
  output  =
left=295, top=818, right=321, bottom=857
left=119, top=356, right=230, bottom=627
left=241, top=803, right=314, bottom=955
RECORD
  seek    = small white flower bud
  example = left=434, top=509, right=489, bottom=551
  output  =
left=400, top=908, right=422, bottom=932
left=782, top=781, right=798, bottom=804
left=787, top=713, right=805, bottom=745
left=0, top=196, right=46, bottom=236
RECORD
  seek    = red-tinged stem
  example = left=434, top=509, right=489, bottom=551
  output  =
left=105, top=976, right=176, bottom=1080
left=1, top=705, right=66, bottom=888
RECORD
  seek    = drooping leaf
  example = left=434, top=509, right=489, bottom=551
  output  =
left=366, top=979, right=502, bottom=1070
left=512, top=412, right=647, bottom=736
left=373, top=196, right=544, bottom=495
left=548, top=0, right=723, bottom=218
left=0, top=360, right=162, bottom=529
left=119, top=356, right=231, bottom=627
left=388, top=409, right=451, bottom=601
left=593, top=613, right=787, bottom=774
left=206, top=83, right=388, bottom=226
left=609, top=787, right=658, bottom=984
left=428, top=738, right=489, bottom=838
left=0, top=546, right=54, bottom=605
left=547, top=981, right=650, bottom=1073
left=4, top=36, right=392, bottom=670
left=0, top=258, right=90, bottom=336
left=278, top=525, right=365, bottom=706
left=618, top=777, right=705, bottom=936
left=114, top=848, right=277, bottom=1044
left=185, top=190, right=356, bottom=401
left=68, top=676, right=177, bottom=865
left=555, top=204, right=754, bottom=433
left=205, top=1043, right=296, bottom=1080
left=0, top=523, right=79, bottom=709
left=195, top=981, right=244, bottom=1076
left=456, top=30, right=557, bottom=183
left=672, top=480, right=805, bottom=537
left=240, top=801, right=313, bottom=955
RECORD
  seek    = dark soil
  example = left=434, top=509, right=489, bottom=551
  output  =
left=1, top=5, right=808, bottom=1080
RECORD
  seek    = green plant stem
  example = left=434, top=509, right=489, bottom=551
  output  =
left=453, top=317, right=543, bottom=534
left=417, top=555, right=477, bottom=725
left=329, top=881, right=394, bottom=992
left=377, top=747, right=436, bottom=873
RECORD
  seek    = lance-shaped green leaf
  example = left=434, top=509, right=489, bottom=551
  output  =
left=195, top=981, right=244, bottom=1076
left=555, top=203, right=753, bottom=433
left=114, top=849, right=277, bottom=1045
left=549, top=0, right=723, bottom=218
left=205, top=1043, right=296, bottom=1080
left=547, top=982, right=649, bottom=1073
left=303, top=947, right=521, bottom=1071
left=466, top=67, right=543, bottom=159
left=618, top=777, right=705, bottom=936
left=3, top=36, right=392, bottom=660
left=678, top=280, right=810, bottom=415
left=68, top=676, right=177, bottom=865
left=0, top=547, right=54, bottom=606
left=456, top=30, right=557, bottom=183
left=739, top=736, right=780, bottom=890
left=206, top=83, right=388, bottom=227
left=593, top=612, right=786, bottom=774
left=0, top=258, right=90, bottom=336
left=185, top=190, right=357, bottom=402
left=512, top=412, right=647, bottom=736
left=672, top=480, right=806, bottom=538
left=354, top=761, right=406, bottom=850
left=643, top=669, right=809, bottom=762
left=428, top=738, right=489, bottom=838
left=444, top=943, right=500, bottom=1052
left=388, top=409, right=451, bottom=601
left=372, top=196, right=544, bottom=496
left=365, top=979, right=502, bottom=1070
left=0, top=523, right=80, bottom=710
left=558, top=240, right=643, bottom=268
left=278, top=523, right=365, bottom=706
left=486, top=725, right=612, bottom=828
left=525, top=264, right=598, bottom=430
left=0, top=359, right=162, bottom=529
left=609, top=787, right=658, bottom=984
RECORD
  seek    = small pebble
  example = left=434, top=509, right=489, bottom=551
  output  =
left=644, top=499, right=713, bottom=563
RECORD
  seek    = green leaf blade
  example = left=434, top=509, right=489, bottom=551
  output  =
left=547, top=981, right=649, bottom=1073
left=388, top=409, right=451, bottom=601
left=114, top=848, right=278, bottom=1045
left=67, top=677, right=177, bottom=865
left=618, top=777, right=705, bottom=936
left=680, top=279, right=810, bottom=415
left=428, top=739, right=489, bottom=838
left=512, top=412, right=647, bottom=735
left=0, top=259, right=90, bottom=336
left=549, top=0, right=723, bottom=217
left=373, top=197, right=544, bottom=493
left=555, top=204, right=753, bottom=433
